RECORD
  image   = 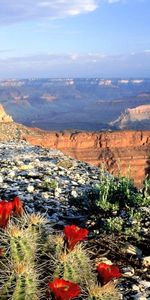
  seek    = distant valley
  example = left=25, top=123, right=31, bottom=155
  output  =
left=0, top=78, right=150, bottom=131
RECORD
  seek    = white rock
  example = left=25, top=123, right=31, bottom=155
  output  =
left=142, top=256, right=150, bottom=267
left=97, top=257, right=113, bottom=265
left=132, top=284, right=140, bottom=292
left=139, top=280, right=150, bottom=288
left=71, top=190, right=78, bottom=198
left=122, top=266, right=135, bottom=277
left=123, top=243, right=142, bottom=258
left=55, top=188, right=62, bottom=194
left=133, top=296, right=147, bottom=300
left=0, top=175, right=3, bottom=183
left=41, top=192, right=49, bottom=199
left=78, top=178, right=85, bottom=184
left=8, top=170, right=16, bottom=178
left=27, top=185, right=34, bottom=193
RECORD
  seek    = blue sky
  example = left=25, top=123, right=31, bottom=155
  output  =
left=0, top=0, right=150, bottom=78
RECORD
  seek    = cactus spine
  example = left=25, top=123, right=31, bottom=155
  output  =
left=0, top=214, right=45, bottom=300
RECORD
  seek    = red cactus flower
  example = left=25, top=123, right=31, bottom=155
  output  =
left=48, top=278, right=81, bottom=300
left=0, top=201, right=14, bottom=228
left=64, top=225, right=89, bottom=250
left=12, top=196, right=23, bottom=216
left=97, top=262, right=122, bottom=285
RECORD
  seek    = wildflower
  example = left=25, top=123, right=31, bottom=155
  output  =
left=48, top=278, right=81, bottom=300
left=97, top=262, right=122, bottom=285
left=64, top=225, right=89, bottom=250
left=12, top=196, right=23, bottom=216
left=0, top=201, right=13, bottom=228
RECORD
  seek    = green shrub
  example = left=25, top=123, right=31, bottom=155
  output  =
left=42, top=178, right=58, bottom=190
left=69, top=169, right=150, bottom=240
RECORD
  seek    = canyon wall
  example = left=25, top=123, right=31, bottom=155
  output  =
left=23, top=129, right=150, bottom=187
left=1, top=105, right=150, bottom=186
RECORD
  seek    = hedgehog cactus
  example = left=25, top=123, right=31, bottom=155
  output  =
left=0, top=208, right=121, bottom=300
left=0, top=213, right=46, bottom=300
left=88, top=283, right=121, bottom=300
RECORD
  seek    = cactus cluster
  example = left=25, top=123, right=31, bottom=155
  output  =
left=0, top=208, right=121, bottom=300
left=0, top=213, right=45, bottom=300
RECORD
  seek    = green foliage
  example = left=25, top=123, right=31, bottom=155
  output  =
left=42, top=178, right=58, bottom=190
left=106, top=217, right=124, bottom=233
left=70, top=168, right=150, bottom=240
left=96, top=172, right=141, bottom=210
left=142, top=176, right=150, bottom=206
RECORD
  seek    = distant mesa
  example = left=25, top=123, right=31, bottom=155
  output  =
left=0, top=104, right=13, bottom=123
left=41, top=94, right=57, bottom=102
left=110, top=104, right=150, bottom=129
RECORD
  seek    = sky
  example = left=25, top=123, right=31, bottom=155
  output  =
left=0, top=0, right=150, bottom=78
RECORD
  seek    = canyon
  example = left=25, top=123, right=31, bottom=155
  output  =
left=23, top=129, right=150, bottom=187
left=0, top=105, right=150, bottom=186
left=1, top=78, right=150, bottom=131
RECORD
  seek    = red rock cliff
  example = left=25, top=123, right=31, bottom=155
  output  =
left=23, top=129, right=150, bottom=187
left=1, top=105, right=150, bottom=186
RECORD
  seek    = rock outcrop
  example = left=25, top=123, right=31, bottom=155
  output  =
left=111, top=105, right=150, bottom=129
left=0, top=104, right=13, bottom=122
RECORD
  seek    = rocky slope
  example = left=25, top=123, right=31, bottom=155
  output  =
left=1, top=105, right=150, bottom=186
left=0, top=141, right=100, bottom=225
left=111, top=104, right=150, bottom=130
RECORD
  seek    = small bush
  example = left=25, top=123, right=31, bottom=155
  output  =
left=69, top=170, right=150, bottom=240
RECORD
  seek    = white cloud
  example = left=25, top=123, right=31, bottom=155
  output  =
left=0, top=50, right=150, bottom=78
left=144, top=49, right=150, bottom=53
left=0, top=0, right=98, bottom=24
left=0, top=0, right=136, bottom=24
left=108, top=0, right=121, bottom=3
left=108, top=0, right=127, bottom=3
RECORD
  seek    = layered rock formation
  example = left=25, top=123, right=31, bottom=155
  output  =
left=0, top=104, right=13, bottom=122
left=111, top=104, right=150, bottom=129
left=23, top=129, right=150, bottom=187
left=0, top=105, right=150, bottom=186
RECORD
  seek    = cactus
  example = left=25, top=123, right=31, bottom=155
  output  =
left=0, top=212, right=121, bottom=300
left=48, top=235, right=94, bottom=288
left=88, top=283, right=121, bottom=300
left=0, top=213, right=46, bottom=300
